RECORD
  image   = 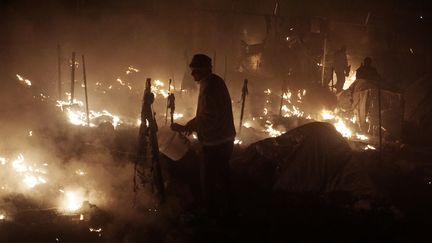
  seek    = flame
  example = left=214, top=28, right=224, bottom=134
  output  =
left=333, top=119, right=353, bottom=138
left=56, top=98, right=121, bottom=128
left=321, top=110, right=335, bottom=120
left=126, top=66, right=140, bottom=75
left=89, top=227, right=102, bottom=232
left=75, top=169, right=86, bottom=176
left=10, top=154, right=48, bottom=189
left=234, top=139, right=243, bottom=145
left=319, top=109, right=369, bottom=141
left=343, top=71, right=356, bottom=90
left=60, top=190, right=85, bottom=212
left=243, top=122, right=251, bottom=128
left=151, top=79, right=174, bottom=98
left=264, top=120, right=284, bottom=137
left=16, top=74, right=32, bottom=86
left=173, top=113, right=184, bottom=120
left=364, top=144, right=376, bottom=150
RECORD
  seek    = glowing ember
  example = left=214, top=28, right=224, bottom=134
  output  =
left=89, top=227, right=102, bottom=233
left=75, top=169, right=86, bottom=176
left=243, top=122, right=251, bottom=128
left=16, top=74, right=32, bottom=86
left=173, top=113, right=184, bottom=120
left=364, top=145, right=376, bottom=150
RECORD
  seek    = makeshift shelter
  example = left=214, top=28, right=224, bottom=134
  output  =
left=339, top=78, right=404, bottom=138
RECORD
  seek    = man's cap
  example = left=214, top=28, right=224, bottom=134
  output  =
left=364, top=57, right=372, bottom=65
left=189, top=54, right=212, bottom=68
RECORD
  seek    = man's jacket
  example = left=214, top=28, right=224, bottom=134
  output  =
left=187, top=73, right=236, bottom=146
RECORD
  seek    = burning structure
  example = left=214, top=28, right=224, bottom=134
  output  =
left=1, top=0, right=432, bottom=242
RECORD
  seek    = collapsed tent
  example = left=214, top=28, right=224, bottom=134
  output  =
left=233, top=122, right=377, bottom=197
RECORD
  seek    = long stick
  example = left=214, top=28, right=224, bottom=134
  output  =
left=378, top=84, right=382, bottom=160
left=239, top=79, right=248, bottom=134
left=57, top=44, right=62, bottom=100
left=321, top=36, right=327, bottom=86
left=224, top=55, right=227, bottom=81
left=213, top=51, right=216, bottom=71
left=279, top=79, right=286, bottom=116
left=165, top=79, right=172, bottom=125
left=70, top=52, right=76, bottom=103
left=82, top=55, right=90, bottom=127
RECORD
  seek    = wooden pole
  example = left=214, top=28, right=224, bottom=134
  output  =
left=378, top=84, right=382, bottom=160
left=57, top=44, right=62, bottom=100
left=213, top=51, right=216, bottom=71
left=82, top=55, right=90, bottom=127
left=279, top=80, right=286, bottom=116
left=239, top=79, right=248, bottom=134
left=70, top=52, right=76, bottom=103
left=165, top=79, right=172, bottom=125
left=224, top=55, right=227, bottom=81
left=321, top=36, right=327, bottom=86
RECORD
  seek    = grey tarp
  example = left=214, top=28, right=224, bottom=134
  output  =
left=235, top=122, right=377, bottom=196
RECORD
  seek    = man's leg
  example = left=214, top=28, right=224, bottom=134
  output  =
left=201, top=141, right=233, bottom=215
left=335, top=71, right=345, bottom=92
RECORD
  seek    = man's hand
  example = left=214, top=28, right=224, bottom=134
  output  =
left=171, top=123, right=185, bottom=132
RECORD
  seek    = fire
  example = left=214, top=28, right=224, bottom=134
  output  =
left=16, top=74, right=32, bottom=87
left=56, top=98, right=121, bottom=128
left=0, top=212, right=5, bottom=220
left=60, top=190, right=85, bottom=212
left=173, top=113, right=184, bottom=120
left=264, top=120, right=284, bottom=137
left=75, top=169, right=86, bottom=176
left=333, top=119, right=353, bottom=138
left=343, top=71, right=356, bottom=90
left=320, top=109, right=369, bottom=141
left=89, top=227, right=102, bottom=232
left=126, top=66, right=140, bottom=75
left=243, top=122, right=251, bottom=128
left=280, top=89, right=308, bottom=118
left=151, top=79, right=174, bottom=98
left=364, top=144, right=376, bottom=150
left=11, top=153, right=48, bottom=189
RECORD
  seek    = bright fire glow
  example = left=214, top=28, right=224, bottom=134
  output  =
left=10, top=154, right=48, bottom=188
left=56, top=99, right=121, bottom=128
left=264, top=120, right=284, bottom=137
left=61, top=190, right=84, bottom=212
